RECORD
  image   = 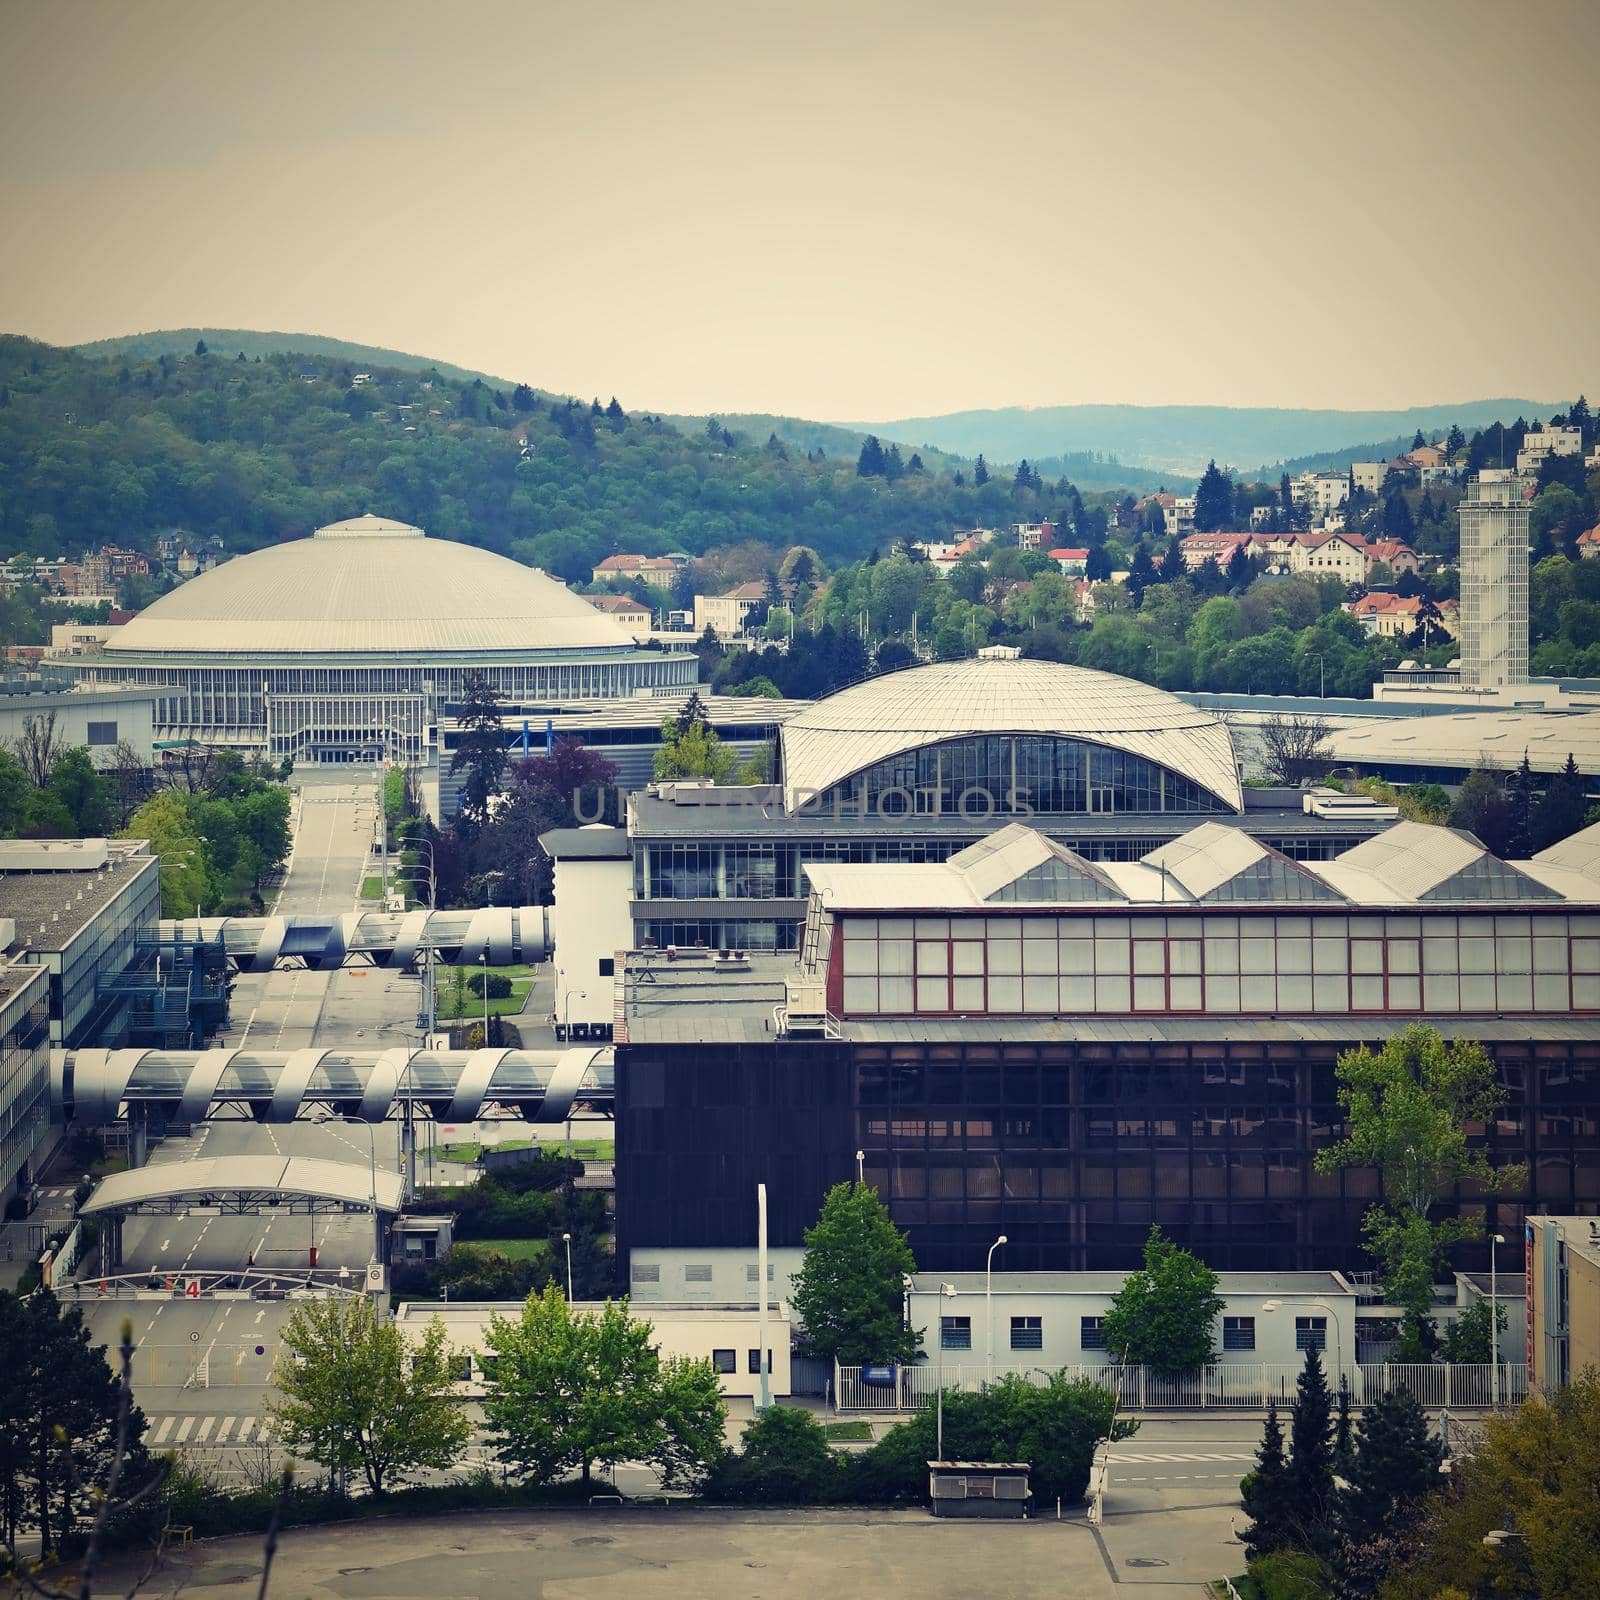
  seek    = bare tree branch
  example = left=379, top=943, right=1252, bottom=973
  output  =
left=1258, top=713, right=1334, bottom=788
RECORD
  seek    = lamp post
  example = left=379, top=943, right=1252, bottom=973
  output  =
left=561, top=987, right=587, bottom=1044
left=986, top=1235, right=1007, bottom=1382
left=935, top=1283, right=957, bottom=1458
left=318, top=1112, right=380, bottom=1269
left=855, top=1150, right=865, bottom=1186
left=1490, top=1232, right=1505, bottom=1406
left=1262, top=1298, right=1342, bottom=1381
left=562, top=1230, right=573, bottom=1301
left=478, top=951, right=490, bottom=1047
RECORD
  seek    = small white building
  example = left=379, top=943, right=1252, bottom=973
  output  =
left=694, top=583, right=767, bottom=638
left=1352, top=462, right=1389, bottom=496
left=541, top=826, right=632, bottom=1039
left=1516, top=424, right=1582, bottom=477
left=628, top=1244, right=806, bottom=1308
left=907, top=1270, right=1359, bottom=1374
left=394, top=1297, right=792, bottom=1400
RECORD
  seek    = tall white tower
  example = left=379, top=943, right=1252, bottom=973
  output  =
left=1458, top=470, right=1529, bottom=689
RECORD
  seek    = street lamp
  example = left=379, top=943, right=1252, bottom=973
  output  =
left=561, top=987, right=587, bottom=1043
left=934, top=1282, right=957, bottom=1459
left=478, top=951, right=490, bottom=1046
left=314, top=1111, right=381, bottom=1269
left=1262, top=1298, right=1343, bottom=1380
left=562, top=1231, right=573, bottom=1301
left=1490, top=1232, right=1505, bottom=1406
left=986, top=1235, right=1007, bottom=1381
left=855, top=1150, right=865, bottom=1186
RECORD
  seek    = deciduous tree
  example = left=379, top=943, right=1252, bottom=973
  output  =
left=1100, top=1226, right=1224, bottom=1376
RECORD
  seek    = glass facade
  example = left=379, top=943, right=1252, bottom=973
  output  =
left=0, top=970, right=50, bottom=1196
left=830, top=910, right=1600, bottom=1019
left=615, top=1033, right=1598, bottom=1273
left=821, top=735, right=1232, bottom=817
left=83, top=651, right=697, bottom=763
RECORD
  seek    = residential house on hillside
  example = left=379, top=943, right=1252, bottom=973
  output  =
left=1576, top=525, right=1600, bottom=560
left=1517, top=424, right=1583, bottom=478
left=1014, top=520, right=1056, bottom=551
left=1352, top=461, right=1389, bottom=495
left=1162, top=496, right=1197, bottom=538
left=1350, top=591, right=1429, bottom=638
left=694, top=581, right=768, bottom=639
left=592, top=554, right=681, bottom=585
left=1291, top=531, right=1367, bottom=584
left=1364, top=538, right=1420, bottom=578
left=1047, top=547, right=1089, bottom=575
left=586, top=593, right=653, bottom=634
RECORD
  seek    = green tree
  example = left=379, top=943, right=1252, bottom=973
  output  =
left=707, top=1404, right=841, bottom=1503
left=481, top=1285, right=726, bottom=1490
left=1439, top=1296, right=1507, bottom=1364
left=271, top=1297, right=470, bottom=1495
left=1448, top=766, right=1514, bottom=856
left=0, top=1288, right=151, bottom=1557
left=1333, top=1386, right=1443, bottom=1554
left=1532, top=753, right=1586, bottom=850
left=790, top=1181, right=919, bottom=1367
left=653, top=712, right=737, bottom=781
left=1241, top=1400, right=1294, bottom=1560
left=449, top=670, right=507, bottom=833
left=1099, top=1226, right=1224, bottom=1376
left=1193, top=459, right=1234, bottom=531
left=1283, top=1343, right=1334, bottom=1548
left=1381, top=1375, right=1600, bottom=1600
left=122, top=790, right=209, bottom=915
left=1315, top=1026, right=1526, bottom=1351
left=973, top=453, right=989, bottom=486
left=44, top=747, right=112, bottom=835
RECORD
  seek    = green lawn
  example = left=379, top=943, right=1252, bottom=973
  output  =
left=436, top=963, right=535, bottom=1019
left=360, top=874, right=384, bottom=900
left=434, top=1137, right=614, bottom=1165
left=462, top=1237, right=549, bottom=1263
left=822, top=1420, right=873, bottom=1441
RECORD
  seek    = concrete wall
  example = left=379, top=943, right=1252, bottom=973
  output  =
left=0, top=689, right=155, bottom=768
left=628, top=1245, right=806, bottom=1309
left=551, top=852, right=633, bottom=1036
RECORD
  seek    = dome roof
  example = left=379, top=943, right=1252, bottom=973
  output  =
left=778, top=658, right=1242, bottom=811
left=106, top=518, right=636, bottom=657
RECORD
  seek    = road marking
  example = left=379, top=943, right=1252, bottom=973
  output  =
left=152, top=1417, right=176, bottom=1444
left=160, top=1239, right=170, bottom=1252
left=217, top=1417, right=236, bottom=1441
left=239, top=1416, right=255, bottom=1440
left=1111, top=1452, right=1255, bottom=1464
left=195, top=1417, right=215, bottom=1442
left=176, top=1418, right=195, bottom=1442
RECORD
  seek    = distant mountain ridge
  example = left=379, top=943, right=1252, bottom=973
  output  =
left=842, top=400, right=1558, bottom=477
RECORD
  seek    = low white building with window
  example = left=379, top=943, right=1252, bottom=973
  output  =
left=394, top=1298, right=792, bottom=1401
left=907, top=1270, right=1358, bottom=1374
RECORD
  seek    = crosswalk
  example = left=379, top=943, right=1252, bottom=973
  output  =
left=1108, top=1451, right=1255, bottom=1464
left=148, top=1414, right=278, bottom=1447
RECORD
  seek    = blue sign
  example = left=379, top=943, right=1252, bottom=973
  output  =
left=860, top=1365, right=898, bottom=1387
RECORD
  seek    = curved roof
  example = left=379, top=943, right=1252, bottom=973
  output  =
left=778, top=659, right=1242, bottom=811
left=80, top=1155, right=404, bottom=1214
left=105, top=516, right=636, bottom=657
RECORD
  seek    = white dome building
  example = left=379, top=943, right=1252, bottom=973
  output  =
left=82, top=516, right=696, bottom=764
left=777, top=658, right=1243, bottom=815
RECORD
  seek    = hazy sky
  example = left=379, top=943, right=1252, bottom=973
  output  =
left=2, top=0, right=1596, bottom=419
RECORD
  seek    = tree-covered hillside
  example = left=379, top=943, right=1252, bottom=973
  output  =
left=0, top=337, right=1104, bottom=578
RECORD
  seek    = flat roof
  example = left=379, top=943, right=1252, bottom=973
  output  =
left=0, top=846, right=158, bottom=952
left=0, top=962, right=47, bottom=1005
left=393, top=1300, right=788, bottom=1327
left=539, top=827, right=631, bottom=860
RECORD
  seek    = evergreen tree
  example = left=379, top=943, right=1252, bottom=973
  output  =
left=907, top=452, right=924, bottom=473
left=1226, top=544, right=1252, bottom=590
left=1193, top=460, right=1234, bottom=531
left=1331, top=1376, right=1354, bottom=1479
left=884, top=443, right=904, bottom=481
left=1127, top=545, right=1156, bottom=604
left=856, top=435, right=886, bottom=477
left=1283, top=1342, right=1334, bottom=1546
left=1446, top=423, right=1465, bottom=455
left=1382, top=491, right=1414, bottom=540
left=1507, top=754, right=1537, bottom=857
left=512, top=382, right=536, bottom=411
left=1449, top=766, right=1514, bottom=856
left=605, top=396, right=625, bottom=420
left=1240, top=1401, right=1293, bottom=1560
left=1411, top=429, right=1426, bottom=450
left=973, top=454, right=989, bottom=487
left=193, top=338, right=208, bottom=356
left=1332, top=1386, right=1443, bottom=1589
left=449, top=671, right=507, bottom=834
left=1532, top=753, right=1586, bottom=850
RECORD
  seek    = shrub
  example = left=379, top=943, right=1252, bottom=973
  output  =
left=467, top=971, right=514, bottom=1000
left=705, top=1405, right=846, bottom=1504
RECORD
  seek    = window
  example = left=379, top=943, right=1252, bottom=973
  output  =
left=598, top=957, right=614, bottom=977
left=748, top=1349, right=773, bottom=1375
left=1081, top=1316, right=1107, bottom=1350
left=86, top=720, right=117, bottom=746
left=1223, top=1316, right=1256, bottom=1351
left=940, top=1316, right=972, bottom=1350
left=631, top=1263, right=659, bottom=1284
left=684, top=1264, right=712, bottom=1283
left=711, top=1348, right=736, bottom=1374
left=1010, top=1315, right=1043, bottom=1350
left=1295, top=1316, right=1327, bottom=1351
left=745, top=1264, right=776, bottom=1282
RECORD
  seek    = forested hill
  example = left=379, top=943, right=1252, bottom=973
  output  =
left=73, top=328, right=525, bottom=392
left=0, top=336, right=1096, bottom=577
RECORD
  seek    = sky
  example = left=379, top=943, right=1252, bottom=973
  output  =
left=1, top=0, right=1596, bottom=420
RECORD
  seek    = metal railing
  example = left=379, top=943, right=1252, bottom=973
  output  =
left=833, top=1360, right=1528, bottom=1413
